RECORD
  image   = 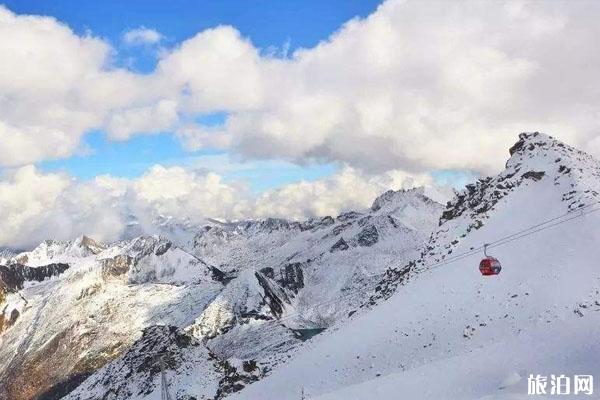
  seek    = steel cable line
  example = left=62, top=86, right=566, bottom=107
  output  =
left=260, top=201, right=600, bottom=327
left=416, top=200, right=600, bottom=272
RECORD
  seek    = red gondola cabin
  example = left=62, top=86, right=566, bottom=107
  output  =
left=479, top=256, right=501, bottom=276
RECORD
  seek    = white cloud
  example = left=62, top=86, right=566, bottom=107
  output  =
left=252, top=167, right=442, bottom=220
left=0, top=6, right=155, bottom=166
left=130, top=165, right=249, bottom=225
left=0, top=164, right=447, bottom=249
left=106, top=99, right=179, bottom=140
left=149, top=0, right=600, bottom=174
left=123, top=26, right=163, bottom=46
left=156, top=26, right=265, bottom=113
left=3, top=1, right=600, bottom=175
left=0, top=166, right=125, bottom=249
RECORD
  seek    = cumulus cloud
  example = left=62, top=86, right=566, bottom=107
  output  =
left=122, top=26, right=163, bottom=46
left=0, top=164, right=446, bottom=249
left=130, top=165, right=250, bottom=225
left=0, top=166, right=125, bottom=249
left=217, top=0, right=600, bottom=174
left=252, top=168, right=442, bottom=220
left=0, top=6, right=166, bottom=165
left=4, top=1, right=600, bottom=174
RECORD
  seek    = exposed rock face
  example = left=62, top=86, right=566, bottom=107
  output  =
left=254, top=271, right=290, bottom=318
left=330, top=237, right=350, bottom=252
left=0, top=321, right=128, bottom=400
left=522, top=170, right=545, bottom=181
left=66, top=326, right=200, bottom=400
left=66, top=325, right=264, bottom=400
left=100, top=254, right=133, bottom=280
left=357, top=224, right=379, bottom=247
left=275, top=263, right=304, bottom=294
left=74, top=236, right=106, bottom=256
left=256, top=262, right=305, bottom=315
left=0, top=263, right=70, bottom=293
left=214, top=357, right=263, bottom=399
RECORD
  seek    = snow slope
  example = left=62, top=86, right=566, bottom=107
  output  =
left=230, top=133, right=600, bottom=400
left=0, top=185, right=441, bottom=399
left=62, top=188, right=443, bottom=400
left=0, top=237, right=222, bottom=400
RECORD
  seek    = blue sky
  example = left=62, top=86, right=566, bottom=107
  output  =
left=6, top=0, right=387, bottom=191
left=3, top=0, right=476, bottom=192
left=4, top=0, right=385, bottom=77
left=8, top=0, right=592, bottom=246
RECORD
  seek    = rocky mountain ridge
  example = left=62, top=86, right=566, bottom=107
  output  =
left=0, top=174, right=443, bottom=400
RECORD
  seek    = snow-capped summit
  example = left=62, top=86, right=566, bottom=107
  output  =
left=69, top=235, right=106, bottom=257
left=371, top=187, right=427, bottom=212
left=113, top=235, right=217, bottom=285
left=230, top=133, right=600, bottom=400
left=13, top=235, right=106, bottom=267
left=427, top=132, right=600, bottom=267
left=0, top=248, right=17, bottom=265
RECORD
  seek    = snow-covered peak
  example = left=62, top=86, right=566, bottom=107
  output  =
left=99, top=235, right=217, bottom=285
left=0, top=249, right=17, bottom=265
left=369, top=187, right=443, bottom=234
left=13, top=235, right=106, bottom=266
left=13, top=239, right=71, bottom=266
left=371, top=187, right=426, bottom=212
left=506, top=131, right=598, bottom=174
left=69, top=235, right=106, bottom=256
left=439, top=132, right=599, bottom=226
left=413, top=131, right=600, bottom=274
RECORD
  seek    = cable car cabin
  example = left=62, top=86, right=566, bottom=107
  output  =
left=479, top=256, right=502, bottom=276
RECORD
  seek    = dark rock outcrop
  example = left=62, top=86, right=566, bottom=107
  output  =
left=357, top=225, right=379, bottom=247
left=277, top=263, right=304, bottom=293
left=0, top=263, right=70, bottom=293
left=522, top=171, right=545, bottom=181
left=330, top=237, right=350, bottom=252
left=100, top=255, right=133, bottom=280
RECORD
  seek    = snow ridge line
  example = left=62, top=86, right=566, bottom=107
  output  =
left=257, top=200, right=600, bottom=328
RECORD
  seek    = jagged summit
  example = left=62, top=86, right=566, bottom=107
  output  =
left=229, top=133, right=600, bottom=400
left=12, top=235, right=105, bottom=266
left=371, top=187, right=433, bottom=212
left=415, top=131, right=600, bottom=269
left=71, top=235, right=105, bottom=255
left=440, top=132, right=598, bottom=224
left=506, top=131, right=598, bottom=173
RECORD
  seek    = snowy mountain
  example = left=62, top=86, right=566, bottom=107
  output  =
left=1, top=132, right=599, bottom=400
left=229, top=132, right=600, bottom=400
left=0, top=180, right=442, bottom=399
